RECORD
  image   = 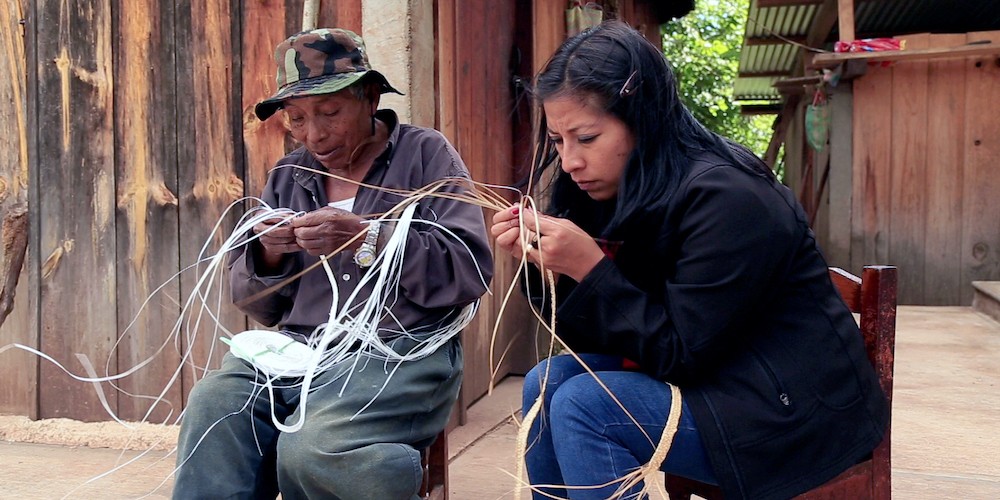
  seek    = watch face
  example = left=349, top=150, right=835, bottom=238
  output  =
left=354, top=248, right=376, bottom=267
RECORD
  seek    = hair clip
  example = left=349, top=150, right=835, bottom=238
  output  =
left=619, top=70, right=639, bottom=97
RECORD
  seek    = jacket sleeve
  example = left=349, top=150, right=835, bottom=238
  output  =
left=555, top=166, right=801, bottom=382
left=394, top=135, right=494, bottom=309
left=228, top=169, right=302, bottom=326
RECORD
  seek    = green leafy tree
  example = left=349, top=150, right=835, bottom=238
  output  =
left=661, top=0, right=773, bottom=161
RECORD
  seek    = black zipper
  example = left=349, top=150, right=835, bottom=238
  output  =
left=751, top=348, right=791, bottom=407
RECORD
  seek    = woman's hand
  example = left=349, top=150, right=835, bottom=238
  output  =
left=290, top=206, right=367, bottom=257
left=491, top=204, right=605, bottom=282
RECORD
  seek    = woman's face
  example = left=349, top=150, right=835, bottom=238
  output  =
left=282, top=91, right=372, bottom=171
left=543, top=94, right=635, bottom=201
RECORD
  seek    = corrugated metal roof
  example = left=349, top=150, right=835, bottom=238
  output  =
left=734, top=0, right=1000, bottom=104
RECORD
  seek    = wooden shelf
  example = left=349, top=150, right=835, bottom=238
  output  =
left=811, top=42, right=1000, bottom=69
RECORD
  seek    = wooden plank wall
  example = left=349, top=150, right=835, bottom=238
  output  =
left=925, top=34, right=968, bottom=306
left=35, top=0, right=119, bottom=421
left=962, top=31, right=1000, bottom=304
left=850, top=31, right=1000, bottom=305
left=436, top=0, right=667, bottom=407
left=0, top=0, right=35, bottom=418
left=5, top=0, right=668, bottom=422
left=888, top=34, right=929, bottom=304
left=114, top=0, right=182, bottom=423
left=438, top=0, right=535, bottom=410
left=4, top=0, right=377, bottom=421
left=173, top=0, right=245, bottom=409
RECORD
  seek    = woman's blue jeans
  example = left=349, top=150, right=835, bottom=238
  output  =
left=523, top=354, right=718, bottom=499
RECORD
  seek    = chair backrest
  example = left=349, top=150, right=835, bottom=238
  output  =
left=827, top=266, right=898, bottom=499
left=666, top=266, right=899, bottom=500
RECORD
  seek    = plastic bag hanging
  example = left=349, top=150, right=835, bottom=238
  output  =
left=566, top=1, right=603, bottom=38
left=805, top=88, right=831, bottom=152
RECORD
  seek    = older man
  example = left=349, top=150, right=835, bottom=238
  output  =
left=173, top=28, right=493, bottom=499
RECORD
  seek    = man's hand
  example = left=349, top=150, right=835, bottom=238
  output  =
left=290, top=206, right=367, bottom=257
left=254, top=216, right=301, bottom=255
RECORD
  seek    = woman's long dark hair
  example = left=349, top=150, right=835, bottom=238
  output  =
left=530, top=20, right=773, bottom=238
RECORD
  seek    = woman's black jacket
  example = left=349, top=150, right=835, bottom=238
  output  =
left=535, top=150, right=890, bottom=499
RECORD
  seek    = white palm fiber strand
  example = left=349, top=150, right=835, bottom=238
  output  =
left=2, top=164, right=504, bottom=431
left=0, top=167, right=497, bottom=496
left=212, top=171, right=495, bottom=431
left=2, top=195, right=279, bottom=426
left=242, top=201, right=486, bottom=433
left=1, top=156, right=683, bottom=497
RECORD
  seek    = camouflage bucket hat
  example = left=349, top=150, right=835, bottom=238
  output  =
left=254, top=28, right=403, bottom=121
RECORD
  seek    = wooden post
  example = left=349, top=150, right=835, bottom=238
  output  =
left=303, top=0, right=320, bottom=31
left=838, top=0, right=855, bottom=43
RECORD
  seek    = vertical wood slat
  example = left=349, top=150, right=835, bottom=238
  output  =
left=242, top=0, right=290, bottom=206
left=826, top=85, right=854, bottom=269
left=961, top=31, right=1000, bottom=303
left=784, top=103, right=804, bottom=214
left=36, top=0, right=118, bottom=421
left=533, top=0, right=564, bottom=75
left=445, top=0, right=534, bottom=410
left=113, top=0, right=183, bottom=424
left=851, top=65, right=892, bottom=275
left=455, top=0, right=492, bottom=409
left=321, top=0, right=362, bottom=33
left=623, top=0, right=659, bottom=43
left=888, top=33, right=929, bottom=304
left=436, top=0, right=458, bottom=146
left=923, top=33, right=968, bottom=305
left=176, top=0, right=245, bottom=400
left=0, top=0, right=35, bottom=417
left=485, top=0, right=532, bottom=382
left=505, top=0, right=539, bottom=378
left=837, top=0, right=855, bottom=43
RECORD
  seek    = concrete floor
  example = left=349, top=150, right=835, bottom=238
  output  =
left=1, top=306, right=998, bottom=499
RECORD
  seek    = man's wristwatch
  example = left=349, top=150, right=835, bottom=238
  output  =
left=353, top=221, right=381, bottom=268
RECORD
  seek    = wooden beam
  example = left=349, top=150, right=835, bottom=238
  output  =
left=739, top=103, right=783, bottom=115
left=763, top=95, right=801, bottom=168
left=812, top=41, right=1000, bottom=68
left=739, top=69, right=793, bottom=77
left=838, top=0, right=855, bottom=43
left=806, top=0, right=840, bottom=48
left=302, top=0, right=319, bottom=30
left=758, top=0, right=824, bottom=7
left=773, top=74, right=823, bottom=91
left=746, top=35, right=807, bottom=46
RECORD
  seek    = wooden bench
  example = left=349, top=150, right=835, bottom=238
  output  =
left=664, top=265, right=898, bottom=499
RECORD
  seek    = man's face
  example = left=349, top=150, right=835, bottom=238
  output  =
left=282, top=91, right=372, bottom=171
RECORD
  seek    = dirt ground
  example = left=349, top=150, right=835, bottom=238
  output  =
left=0, top=415, right=177, bottom=451
left=2, top=307, right=999, bottom=499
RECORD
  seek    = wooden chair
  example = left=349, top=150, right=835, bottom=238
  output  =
left=664, top=265, right=898, bottom=500
left=419, top=429, right=448, bottom=500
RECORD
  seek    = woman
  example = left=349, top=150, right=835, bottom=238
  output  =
left=491, top=20, right=888, bottom=500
